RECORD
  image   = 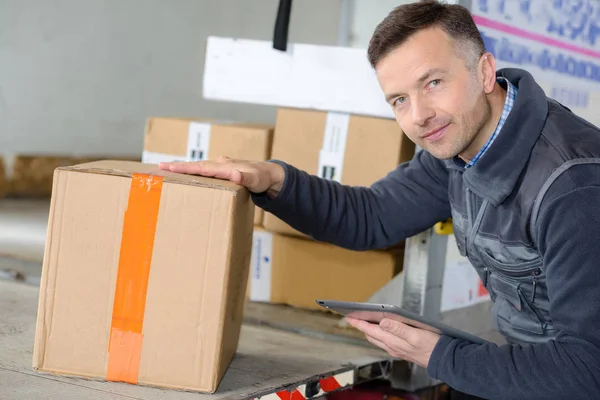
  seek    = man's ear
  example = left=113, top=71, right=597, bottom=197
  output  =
left=479, top=52, right=497, bottom=94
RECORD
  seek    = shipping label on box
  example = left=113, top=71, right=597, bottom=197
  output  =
left=32, top=160, right=254, bottom=393
left=317, top=112, right=350, bottom=182
left=249, top=230, right=274, bottom=302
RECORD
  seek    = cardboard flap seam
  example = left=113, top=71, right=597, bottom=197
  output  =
left=58, top=166, right=242, bottom=193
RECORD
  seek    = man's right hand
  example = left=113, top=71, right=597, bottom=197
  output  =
left=159, top=157, right=285, bottom=199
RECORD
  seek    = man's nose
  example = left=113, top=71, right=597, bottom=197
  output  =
left=411, top=97, right=435, bottom=127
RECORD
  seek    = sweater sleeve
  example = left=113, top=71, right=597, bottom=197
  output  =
left=427, top=167, right=600, bottom=399
left=251, top=150, right=451, bottom=250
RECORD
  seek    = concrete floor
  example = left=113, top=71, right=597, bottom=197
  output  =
left=0, top=199, right=50, bottom=283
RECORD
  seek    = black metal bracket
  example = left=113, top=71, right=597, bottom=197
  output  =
left=273, top=0, right=293, bottom=51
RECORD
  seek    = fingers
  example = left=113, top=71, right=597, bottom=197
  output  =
left=344, top=317, right=374, bottom=332
left=159, top=161, right=201, bottom=173
left=158, top=157, right=272, bottom=193
left=380, top=318, right=407, bottom=338
left=159, top=161, right=209, bottom=176
left=159, top=160, right=234, bottom=180
left=346, top=317, right=404, bottom=359
left=159, top=156, right=233, bottom=171
left=231, top=169, right=255, bottom=187
left=379, top=318, right=420, bottom=344
left=347, top=317, right=440, bottom=368
left=346, top=317, right=393, bottom=341
left=365, top=334, right=395, bottom=355
left=346, top=317, right=410, bottom=349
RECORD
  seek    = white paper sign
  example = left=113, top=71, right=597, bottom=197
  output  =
left=440, top=235, right=490, bottom=312
left=249, top=231, right=273, bottom=302
left=317, top=112, right=350, bottom=182
left=187, top=122, right=212, bottom=161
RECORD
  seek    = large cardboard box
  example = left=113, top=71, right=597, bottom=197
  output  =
left=32, top=160, right=254, bottom=393
left=263, top=108, right=415, bottom=237
left=142, top=117, right=273, bottom=226
left=247, top=229, right=400, bottom=310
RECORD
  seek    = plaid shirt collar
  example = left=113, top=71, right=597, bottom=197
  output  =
left=465, top=77, right=518, bottom=168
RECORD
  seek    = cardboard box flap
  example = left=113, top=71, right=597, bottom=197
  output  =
left=58, top=160, right=243, bottom=193
left=147, top=116, right=273, bottom=131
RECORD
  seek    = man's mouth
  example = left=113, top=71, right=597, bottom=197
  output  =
left=421, top=124, right=450, bottom=141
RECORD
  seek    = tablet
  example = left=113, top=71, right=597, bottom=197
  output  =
left=316, top=299, right=490, bottom=345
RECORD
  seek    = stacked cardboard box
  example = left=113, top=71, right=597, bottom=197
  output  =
left=247, top=228, right=403, bottom=310
left=201, top=36, right=420, bottom=310
left=33, top=160, right=254, bottom=393
left=2, top=154, right=139, bottom=198
left=246, top=108, right=415, bottom=310
left=262, top=108, right=415, bottom=238
left=141, top=117, right=273, bottom=226
left=0, top=156, right=5, bottom=198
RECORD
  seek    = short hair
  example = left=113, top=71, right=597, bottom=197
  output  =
left=367, top=0, right=486, bottom=69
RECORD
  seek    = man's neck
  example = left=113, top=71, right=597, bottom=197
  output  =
left=459, top=81, right=508, bottom=163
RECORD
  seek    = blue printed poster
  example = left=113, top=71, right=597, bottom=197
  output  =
left=472, top=0, right=600, bottom=123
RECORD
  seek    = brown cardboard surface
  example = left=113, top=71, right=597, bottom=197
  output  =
left=0, top=156, right=5, bottom=198
left=264, top=108, right=415, bottom=237
left=247, top=229, right=399, bottom=310
left=32, top=160, right=254, bottom=393
left=6, top=154, right=140, bottom=198
left=143, top=117, right=273, bottom=226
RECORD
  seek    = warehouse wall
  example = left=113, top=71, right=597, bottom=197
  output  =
left=348, top=0, right=414, bottom=49
left=0, top=0, right=342, bottom=158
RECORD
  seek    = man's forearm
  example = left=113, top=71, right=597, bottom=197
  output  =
left=428, top=336, right=600, bottom=399
left=252, top=152, right=451, bottom=250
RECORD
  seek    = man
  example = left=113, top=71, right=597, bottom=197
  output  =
left=161, top=0, right=600, bottom=398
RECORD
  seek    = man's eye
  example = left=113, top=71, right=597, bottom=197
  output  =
left=394, top=97, right=406, bottom=106
left=428, top=79, right=441, bottom=88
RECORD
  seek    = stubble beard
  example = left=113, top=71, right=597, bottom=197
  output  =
left=456, top=88, right=492, bottom=162
left=442, top=70, right=493, bottom=162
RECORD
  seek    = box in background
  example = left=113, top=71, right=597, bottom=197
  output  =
left=4, top=154, right=139, bottom=198
left=246, top=228, right=401, bottom=311
left=142, top=117, right=274, bottom=226
left=263, top=108, right=415, bottom=238
left=0, top=156, right=5, bottom=198
left=33, top=160, right=254, bottom=393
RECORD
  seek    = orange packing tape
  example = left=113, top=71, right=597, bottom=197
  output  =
left=106, top=173, right=163, bottom=384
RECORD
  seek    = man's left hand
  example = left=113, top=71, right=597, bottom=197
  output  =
left=345, top=317, right=441, bottom=368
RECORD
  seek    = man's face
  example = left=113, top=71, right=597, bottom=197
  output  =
left=375, top=27, right=490, bottom=160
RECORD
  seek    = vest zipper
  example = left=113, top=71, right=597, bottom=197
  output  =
left=485, top=262, right=542, bottom=302
left=482, top=266, right=489, bottom=287
left=486, top=262, right=542, bottom=278
left=531, top=270, right=539, bottom=303
left=465, top=188, right=473, bottom=258
left=465, top=187, right=489, bottom=260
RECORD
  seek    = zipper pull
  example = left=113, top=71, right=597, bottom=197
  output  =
left=531, top=270, right=540, bottom=303
left=483, top=266, right=489, bottom=287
